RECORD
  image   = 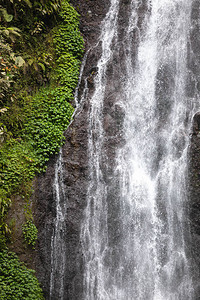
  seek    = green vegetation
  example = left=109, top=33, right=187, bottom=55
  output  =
left=0, top=0, right=84, bottom=296
left=22, top=220, right=38, bottom=248
left=0, top=250, right=44, bottom=299
left=0, top=0, right=84, bottom=235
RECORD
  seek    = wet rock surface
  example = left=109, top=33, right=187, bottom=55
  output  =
left=188, top=113, right=200, bottom=299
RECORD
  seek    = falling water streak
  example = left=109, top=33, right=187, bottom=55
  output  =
left=74, top=50, right=90, bottom=110
left=81, top=0, right=120, bottom=299
left=50, top=150, right=66, bottom=300
left=80, top=0, right=199, bottom=299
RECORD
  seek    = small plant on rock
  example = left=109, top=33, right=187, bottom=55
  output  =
left=22, top=220, right=38, bottom=248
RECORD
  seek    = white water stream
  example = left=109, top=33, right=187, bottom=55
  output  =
left=81, top=0, right=198, bottom=299
left=50, top=150, right=67, bottom=300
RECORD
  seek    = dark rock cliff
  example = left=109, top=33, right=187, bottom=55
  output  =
left=189, top=113, right=200, bottom=298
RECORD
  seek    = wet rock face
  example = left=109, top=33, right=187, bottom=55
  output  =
left=33, top=159, right=57, bottom=299
left=189, top=113, right=200, bottom=298
left=72, top=0, right=109, bottom=46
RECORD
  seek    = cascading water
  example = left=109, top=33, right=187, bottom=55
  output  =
left=81, top=0, right=198, bottom=299
left=50, top=150, right=67, bottom=300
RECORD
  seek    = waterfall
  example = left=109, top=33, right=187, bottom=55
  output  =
left=81, top=0, right=198, bottom=299
left=81, top=0, right=120, bottom=298
left=50, top=150, right=67, bottom=300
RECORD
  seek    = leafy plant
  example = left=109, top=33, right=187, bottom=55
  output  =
left=22, top=48, right=54, bottom=87
left=33, top=0, right=61, bottom=15
left=22, top=0, right=84, bottom=168
left=0, top=0, right=84, bottom=229
left=0, top=34, right=25, bottom=107
left=0, top=0, right=84, bottom=297
left=0, top=26, right=21, bottom=42
left=0, top=139, right=38, bottom=194
left=0, top=233, right=7, bottom=251
left=22, top=220, right=38, bottom=248
left=0, top=250, right=44, bottom=299
left=0, top=7, right=13, bottom=23
left=0, top=138, right=38, bottom=236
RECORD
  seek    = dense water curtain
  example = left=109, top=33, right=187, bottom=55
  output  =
left=81, top=0, right=198, bottom=299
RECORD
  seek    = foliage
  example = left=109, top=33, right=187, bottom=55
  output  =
left=0, top=192, right=11, bottom=236
left=54, top=53, right=81, bottom=89
left=22, top=220, right=38, bottom=248
left=0, top=35, right=23, bottom=106
left=54, top=1, right=84, bottom=59
left=0, top=7, right=13, bottom=23
left=0, top=0, right=84, bottom=239
left=23, top=88, right=74, bottom=166
left=0, top=0, right=61, bottom=108
left=0, top=139, right=38, bottom=195
left=0, top=0, right=84, bottom=296
left=1, top=0, right=60, bottom=19
left=33, top=0, right=61, bottom=16
left=0, top=250, right=44, bottom=299
left=23, top=48, right=53, bottom=87
left=0, top=233, right=7, bottom=251
left=0, top=139, right=38, bottom=237
left=21, top=0, right=84, bottom=168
